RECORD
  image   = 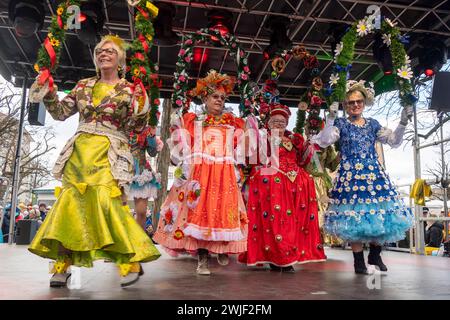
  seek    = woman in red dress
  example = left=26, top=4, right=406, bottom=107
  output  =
left=239, top=103, right=326, bottom=272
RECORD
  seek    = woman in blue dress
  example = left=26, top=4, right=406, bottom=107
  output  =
left=311, top=80, right=414, bottom=274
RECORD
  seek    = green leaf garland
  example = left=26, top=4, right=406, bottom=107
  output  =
left=172, top=28, right=253, bottom=117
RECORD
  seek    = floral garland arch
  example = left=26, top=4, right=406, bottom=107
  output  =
left=127, top=0, right=160, bottom=126
left=326, top=15, right=417, bottom=108
left=264, top=45, right=326, bottom=135
left=34, top=0, right=161, bottom=127
left=172, top=28, right=253, bottom=116
left=34, top=0, right=81, bottom=93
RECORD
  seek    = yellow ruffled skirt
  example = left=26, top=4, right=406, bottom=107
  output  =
left=29, top=133, right=161, bottom=267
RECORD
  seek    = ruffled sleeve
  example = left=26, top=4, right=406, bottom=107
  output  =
left=127, top=82, right=150, bottom=133
left=167, top=112, right=196, bottom=165
left=291, top=132, right=318, bottom=167
left=376, top=124, right=406, bottom=148
left=42, top=81, right=82, bottom=121
left=309, top=118, right=341, bottom=148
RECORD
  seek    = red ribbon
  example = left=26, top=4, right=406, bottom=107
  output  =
left=38, top=68, right=54, bottom=93
left=44, top=38, right=57, bottom=68
left=136, top=6, right=149, bottom=19
left=57, top=15, right=63, bottom=29
left=138, top=34, right=149, bottom=53
left=133, top=78, right=147, bottom=105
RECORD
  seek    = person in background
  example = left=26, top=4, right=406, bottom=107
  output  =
left=425, top=214, right=444, bottom=248
left=38, top=203, right=47, bottom=222
left=25, top=205, right=42, bottom=226
left=1, top=204, right=20, bottom=243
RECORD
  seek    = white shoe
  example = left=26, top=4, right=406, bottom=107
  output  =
left=217, top=253, right=229, bottom=266
left=196, top=253, right=211, bottom=275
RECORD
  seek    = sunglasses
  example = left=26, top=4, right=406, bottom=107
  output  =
left=210, top=93, right=226, bottom=101
left=346, top=99, right=364, bottom=106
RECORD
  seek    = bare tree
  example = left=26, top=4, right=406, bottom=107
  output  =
left=153, top=98, right=172, bottom=228
left=0, top=80, right=55, bottom=203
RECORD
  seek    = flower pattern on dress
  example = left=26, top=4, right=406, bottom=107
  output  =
left=186, top=180, right=201, bottom=209
left=162, top=203, right=179, bottom=233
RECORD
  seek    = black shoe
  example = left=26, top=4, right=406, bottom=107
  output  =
left=281, top=266, right=295, bottom=273
left=50, top=272, right=71, bottom=288
left=353, top=251, right=369, bottom=274
left=120, top=264, right=144, bottom=288
left=269, top=264, right=281, bottom=272
left=368, top=244, right=388, bottom=271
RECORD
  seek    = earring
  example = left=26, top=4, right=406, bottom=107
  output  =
left=118, top=66, right=125, bottom=78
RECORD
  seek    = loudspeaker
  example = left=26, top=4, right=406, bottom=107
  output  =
left=28, top=101, right=46, bottom=126
left=430, top=72, right=450, bottom=112
left=15, top=219, right=39, bottom=245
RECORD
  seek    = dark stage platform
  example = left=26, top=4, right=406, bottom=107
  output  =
left=1, top=244, right=449, bottom=300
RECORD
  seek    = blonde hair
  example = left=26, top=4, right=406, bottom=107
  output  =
left=93, top=38, right=126, bottom=75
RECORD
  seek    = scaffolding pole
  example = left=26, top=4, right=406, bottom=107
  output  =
left=8, top=75, right=27, bottom=245
left=412, top=104, right=425, bottom=255
left=439, top=112, right=449, bottom=242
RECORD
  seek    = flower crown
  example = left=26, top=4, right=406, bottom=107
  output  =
left=190, top=70, right=236, bottom=98
left=345, top=79, right=375, bottom=106
left=102, top=34, right=129, bottom=52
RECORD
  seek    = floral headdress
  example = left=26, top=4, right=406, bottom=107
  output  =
left=189, top=70, right=236, bottom=98
left=101, top=34, right=129, bottom=52
left=269, top=102, right=291, bottom=120
left=345, top=79, right=375, bottom=106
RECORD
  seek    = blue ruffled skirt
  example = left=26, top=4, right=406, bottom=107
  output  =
left=324, top=153, right=414, bottom=243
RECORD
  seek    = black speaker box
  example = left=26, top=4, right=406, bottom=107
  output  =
left=430, top=72, right=450, bottom=113
left=15, top=219, right=39, bottom=245
left=28, top=101, right=46, bottom=126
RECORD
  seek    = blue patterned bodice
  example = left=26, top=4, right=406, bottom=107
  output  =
left=334, top=117, right=381, bottom=159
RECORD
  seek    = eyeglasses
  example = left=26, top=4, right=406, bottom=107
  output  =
left=346, top=99, right=364, bottom=106
left=95, top=48, right=118, bottom=56
left=270, top=120, right=287, bottom=125
left=211, top=93, right=226, bottom=101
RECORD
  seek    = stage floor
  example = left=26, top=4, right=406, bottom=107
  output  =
left=1, top=244, right=449, bottom=300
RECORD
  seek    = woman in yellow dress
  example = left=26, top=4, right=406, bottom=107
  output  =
left=28, top=35, right=160, bottom=288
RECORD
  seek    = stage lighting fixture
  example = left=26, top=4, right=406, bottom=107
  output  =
left=8, top=0, right=45, bottom=38
left=263, top=16, right=292, bottom=59
left=207, top=9, right=233, bottom=43
left=193, top=47, right=209, bottom=65
left=76, top=1, right=105, bottom=46
left=153, top=2, right=178, bottom=47
left=417, top=36, right=448, bottom=77
left=373, top=32, right=393, bottom=75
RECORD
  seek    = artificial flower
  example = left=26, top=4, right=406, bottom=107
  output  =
left=329, top=73, right=340, bottom=86
left=334, top=41, right=343, bottom=57
left=356, top=19, right=372, bottom=37
left=397, top=65, right=413, bottom=80
left=382, top=33, right=391, bottom=46
left=385, top=18, right=397, bottom=28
